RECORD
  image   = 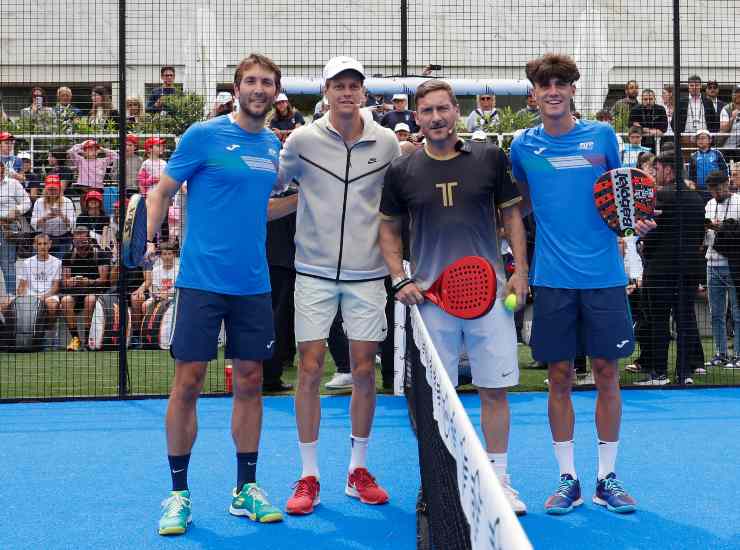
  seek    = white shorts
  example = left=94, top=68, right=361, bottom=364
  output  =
left=417, top=297, right=518, bottom=389
left=294, top=274, right=387, bottom=342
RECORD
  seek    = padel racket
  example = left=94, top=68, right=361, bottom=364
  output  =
left=423, top=256, right=496, bottom=320
left=593, top=168, right=656, bottom=237
left=121, top=193, right=147, bottom=268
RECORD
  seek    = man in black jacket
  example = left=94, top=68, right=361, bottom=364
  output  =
left=676, top=75, right=720, bottom=134
left=637, top=150, right=706, bottom=385
left=628, top=89, right=668, bottom=151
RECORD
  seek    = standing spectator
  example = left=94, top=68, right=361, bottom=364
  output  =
left=661, top=84, right=675, bottom=138
left=0, top=162, right=32, bottom=294
left=30, top=175, right=76, bottom=258
left=146, top=66, right=179, bottom=114
left=15, top=152, right=43, bottom=202
left=126, top=97, right=145, bottom=124
left=0, top=132, right=21, bottom=176
left=705, top=80, right=725, bottom=117
left=60, top=226, right=111, bottom=351
left=53, top=86, right=81, bottom=117
left=621, top=126, right=650, bottom=167
left=702, top=171, right=740, bottom=369
left=688, top=129, right=728, bottom=193
left=208, top=92, right=235, bottom=119
left=393, top=122, right=411, bottom=142
left=20, top=86, right=54, bottom=124
left=67, top=139, right=119, bottom=194
left=516, top=90, right=542, bottom=127
left=76, top=189, right=109, bottom=236
left=45, top=147, right=75, bottom=192
left=677, top=75, right=720, bottom=135
left=137, top=137, right=168, bottom=197
left=628, top=89, right=668, bottom=151
left=466, top=93, right=499, bottom=132
left=719, top=85, right=740, bottom=162
left=124, top=135, right=143, bottom=197
left=382, top=93, right=419, bottom=133
left=269, top=93, right=304, bottom=142
left=611, top=80, right=640, bottom=119
left=87, top=86, right=118, bottom=127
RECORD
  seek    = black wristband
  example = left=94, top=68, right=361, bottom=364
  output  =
left=391, top=277, right=414, bottom=295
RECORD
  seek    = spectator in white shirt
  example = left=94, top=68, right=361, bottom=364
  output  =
left=0, top=162, right=32, bottom=294
left=31, top=175, right=76, bottom=258
left=16, top=233, right=62, bottom=330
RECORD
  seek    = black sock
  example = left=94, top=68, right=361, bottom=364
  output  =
left=237, top=452, right=258, bottom=491
left=168, top=454, right=191, bottom=492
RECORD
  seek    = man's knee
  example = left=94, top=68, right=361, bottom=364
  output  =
left=548, top=362, right=574, bottom=395
left=233, top=361, right=263, bottom=397
left=172, top=363, right=208, bottom=401
left=479, top=387, right=508, bottom=407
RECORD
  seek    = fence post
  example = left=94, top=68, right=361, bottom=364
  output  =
left=400, top=0, right=408, bottom=77
left=117, top=0, right=129, bottom=397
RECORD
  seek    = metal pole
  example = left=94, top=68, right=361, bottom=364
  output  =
left=400, top=0, right=408, bottom=77
left=117, top=0, right=128, bottom=397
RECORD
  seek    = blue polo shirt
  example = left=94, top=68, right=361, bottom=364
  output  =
left=164, top=114, right=282, bottom=295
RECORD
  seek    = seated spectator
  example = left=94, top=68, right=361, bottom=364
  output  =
left=53, top=86, right=81, bottom=117
left=60, top=226, right=111, bottom=351
left=720, top=85, right=740, bottom=162
left=382, top=93, right=419, bottom=133
left=466, top=93, right=499, bottom=132
left=0, top=131, right=22, bottom=176
left=610, top=79, right=640, bottom=119
left=16, top=233, right=62, bottom=341
left=516, top=90, right=542, bottom=127
left=394, top=122, right=411, bottom=142
left=270, top=93, right=305, bottom=142
left=0, top=162, right=32, bottom=294
left=126, top=96, right=145, bottom=124
left=123, top=135, right=144, bottom=197
left=100, top=199, right=124, bottom=253
left=31, top=175, right=76, bottom=258
left=20, top=86, right=54, bottom=124
left=87, top=86, right=118, bottom=127
left=143, top=242, right=179, bottom=309
left=661, top=84, right=675, bottom=138
left=137, top=137, right=167, bottom=197
left=67, top=139, right=119, bottom=194
left=108, top=247, right=151, bottom=348
left=689, top=129, right=728, bottom=193
left=628, top=88, right=668, bottom=151
left=621, top=126, right=650, bottom=167
left=45, top=147, right=75, bottom=193
left=76, top=190, right=109, bottom=236
left=15, top=152, right=43, bottom=202
left=209, top=92, right=235, bottom=119
left=146, top=66, right=179, bottom=114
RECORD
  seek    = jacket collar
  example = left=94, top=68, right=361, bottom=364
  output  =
left=316, top=108, right=378, bottom=144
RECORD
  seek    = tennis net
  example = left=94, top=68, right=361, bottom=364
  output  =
left=404, top=304, right=532, bottom=550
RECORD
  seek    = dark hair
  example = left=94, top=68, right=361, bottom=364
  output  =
left=595, top=110, right=612, bottom=122
left=688, top=75, right=702, bottom=83
left=525, top=53, right=580, bottom=87
left=160, top=241, right=177, bottom=253
left=642, top=88, right=655, bottom=96
left=31, top=86, right=44, bottom=97
left=233, top=53, right=282, bottom=91
left=637, top=151, right=655, bottom=167
left=628, top=125, right=643, bottom=136
left=656, top=149, right=676, bottom=165
left=414, top=79, right=458, bottom=106
left=160, top=66, right=175, bottom=76
left=625, top=80, right=639, bottom=89
left=706, top=170, right=730, bottom=188
left=662, top=84, right=674, bottom=93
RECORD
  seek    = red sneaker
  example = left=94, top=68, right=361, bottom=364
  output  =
left=345, top=468, right=389, bottom=505
left=286, top=476, right=320, bottom=515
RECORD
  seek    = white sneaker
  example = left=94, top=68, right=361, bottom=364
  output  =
left=498, top=474, right=527, bottom=516
left=683, top=377, right=694, bottom=385
left=325, top=372, right=354, bottom=390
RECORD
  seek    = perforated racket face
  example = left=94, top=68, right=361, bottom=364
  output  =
left=593, top=168, right=655, bottom=237
left=435, top=256, right=496, bottom=319
left=121, top=194, right=147, bottom=268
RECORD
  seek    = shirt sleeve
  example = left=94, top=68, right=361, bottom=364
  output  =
left=721, top=108, right=730, bottom=123
left=278, top=129, right=302, bottom=186
left=64, top=198, right=77, bottom=228
left=163, top=123, right=206, bottom=185
left=492, top=147, right=522, bottom=208
left=295, top=112, right=305, bottom=125
left=379, top=161, right=407, bottom=219
left=509, top=138, right=527, bottom=184
left=603, top=125, right=622, bottom=171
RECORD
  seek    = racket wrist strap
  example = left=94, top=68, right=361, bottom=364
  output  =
left=391, top=277, right=414, bottom=295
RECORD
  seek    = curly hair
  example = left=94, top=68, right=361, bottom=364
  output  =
left=525, top=53, right=580, bottom=86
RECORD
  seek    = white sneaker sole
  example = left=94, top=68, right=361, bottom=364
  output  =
left=345, top=484, right=388, bottom=504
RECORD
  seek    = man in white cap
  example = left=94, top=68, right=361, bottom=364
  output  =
left=393, top=122, right=411, bottom=142
left=381, top=93, right=419, bottom=133
left=209, top=91, right=234, bottom=118
left=279, top=55, right=400, bottom=515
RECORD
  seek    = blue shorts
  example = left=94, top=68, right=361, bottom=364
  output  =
left=169, top=287, right=275, bottom=362
left=530, top=286, right=634, bottom=363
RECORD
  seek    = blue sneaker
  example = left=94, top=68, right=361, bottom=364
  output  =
left=545, top=474, right=583, bottom=515
left=593, top=473, right=637, bottom=513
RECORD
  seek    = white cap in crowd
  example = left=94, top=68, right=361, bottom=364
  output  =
left=471, top=130, right=488, bottom=142
left=323, top=56, right=366, bottom=82
left=216, top=91, right=233, bottom=105
left=17, top=151, right=32, bottom=161
left=695, top=128, right=711, bottom=137
left=394, top=122, right=411, bottom=133
left=392, top=93, right=408, bottom=102
left=275, top=93, right=288, bottom=102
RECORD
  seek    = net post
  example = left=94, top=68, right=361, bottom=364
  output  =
left=117, top=0, right=129, bottom=397
left=400, top=0, right=408, bottom=77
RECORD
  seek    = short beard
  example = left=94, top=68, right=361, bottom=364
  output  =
left=238, top=95, right=271, bottom=122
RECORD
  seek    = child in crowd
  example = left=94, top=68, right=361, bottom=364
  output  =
left=621, top=126, right=650, bottom=168
left=67, top=139, right=118, bottom=195
left=689, top=129, right=728, bottom=194
left=137, top=137, right=167, bottom=197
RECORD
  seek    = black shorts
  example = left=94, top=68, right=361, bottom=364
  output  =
left=530, top=286, right=635, bottom=363
left=62, top=292, right=98, bottom=310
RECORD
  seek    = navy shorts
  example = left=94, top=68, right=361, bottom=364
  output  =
left=169, top=287, right=275, bottom=362
left=530, top=286, right=635, bottom=363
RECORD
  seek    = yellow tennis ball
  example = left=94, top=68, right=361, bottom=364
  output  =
left=504, top=293, right=518, bottom=312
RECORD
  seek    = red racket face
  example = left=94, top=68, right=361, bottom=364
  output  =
left=593, top=168, right=656, bottom=237
left=425, top=256, right=496, bottom=319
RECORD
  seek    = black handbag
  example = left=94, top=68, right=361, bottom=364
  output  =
left=713, top=218, right=740, bottom=259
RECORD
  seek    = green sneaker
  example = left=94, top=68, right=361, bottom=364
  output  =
left=158, top=490, right=192, bottom=535
left=229, top=482, right=283, bottom=523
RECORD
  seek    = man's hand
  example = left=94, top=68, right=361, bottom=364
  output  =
left=143, top=242, right=157, bottom=264
left=635, top=219, right=657, bottom=237
left=395, top=281, right=425, bottom=306
left=504, top=271, right=529, bottom=311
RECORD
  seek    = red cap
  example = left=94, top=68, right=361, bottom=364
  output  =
left=44, top=174, right=62, bottom=188
left=84, top=190, right=103, bottom=204
left=0, top=131, right=15, bottom=142
left=81, top=139, right=99, bottom=150
left=144, top=136, right=166, bottom=150
left=126, top=134, right=140, bottom=146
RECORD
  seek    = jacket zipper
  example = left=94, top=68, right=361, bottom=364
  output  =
left=335, top=143, right=355, bottom=281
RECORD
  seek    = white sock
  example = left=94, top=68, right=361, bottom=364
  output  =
left=488, top=452, right=508, bottom=478
left=299, top=440, right=319, bottom=479
left=597, top=440, right=619, bottom=480
left=349, top=435, right=369, bottom=472
left=553, top=440, right=577, bottom=479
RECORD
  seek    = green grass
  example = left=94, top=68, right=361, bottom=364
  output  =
left=1, top=338, right=739, bottom=401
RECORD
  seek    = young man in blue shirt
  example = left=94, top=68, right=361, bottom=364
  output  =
left=510, top=53, right=655, bottom=516
left=146, top=53, right=297, bottom=535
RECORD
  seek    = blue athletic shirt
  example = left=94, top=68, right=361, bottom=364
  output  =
left=164, top=114, right=282, bottom=295
left=509, top=120, right=627, bottom=289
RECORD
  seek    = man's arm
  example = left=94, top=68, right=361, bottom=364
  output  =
left=267, top=194, right=298, bottom=221
left=16, top=277, right=28, bottom=297
left=62, top=266, right=74, bottom=289
left=147, top=173, right=181, bottom=241
left=500, top=203, right=529, bottom=308
left=43, top=278, right=60, bottom=300
left=379, top=217, right=424, bottom=306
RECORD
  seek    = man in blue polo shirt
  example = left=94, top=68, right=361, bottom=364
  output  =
left=145, top=53, right=297, bottom=536
left=510, top=53, right=655, bottom=517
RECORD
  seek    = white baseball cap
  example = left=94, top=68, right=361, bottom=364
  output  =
left=323, top=56, right=366, bottom=82
left=394, top=122, right=411, bottom=133
left=392, top=93, right=408, bottom=101
left=695, top=128, right=711, bottom=137
left=17, top=151, right=32, bottom=161
left=471, top=130, right=488, bottom=142
left=275, top=93, right=288, bottom=102
left=216, top=91, right=233, bottom=105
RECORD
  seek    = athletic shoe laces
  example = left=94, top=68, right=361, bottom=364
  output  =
left=246, top=484, right=270, bottom=504
left=555, top=477, right=576, bottom=497
left=603, top=477, right=627, bottom=497
left=161, top=493, right=189, bottom=517
left=352, top=468, right=378, bottom=489
left=292, top=478, right=317, bottom=498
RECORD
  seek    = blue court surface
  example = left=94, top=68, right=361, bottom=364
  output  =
left=1, top=389, right=739, bottom=549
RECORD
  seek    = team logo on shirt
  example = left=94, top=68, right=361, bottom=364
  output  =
left=268, top=148, right=278, bottom=158
left=241, top=155, right=277, bottom=173
left=547, top=155, right=592, bottom=170
left=534, top=147, right=546, bottom=155
left=578, top=141, right=594, bottom=150
left=226, top=144, right=240, bottom=151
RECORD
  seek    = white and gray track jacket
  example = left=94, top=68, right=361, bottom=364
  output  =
left=279, top=109, right=401, bottom=281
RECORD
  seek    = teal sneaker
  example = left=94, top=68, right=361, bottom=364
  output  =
left=229, top=482, right=284, bottom=523
left=158, top=490, right=192, bottom=535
